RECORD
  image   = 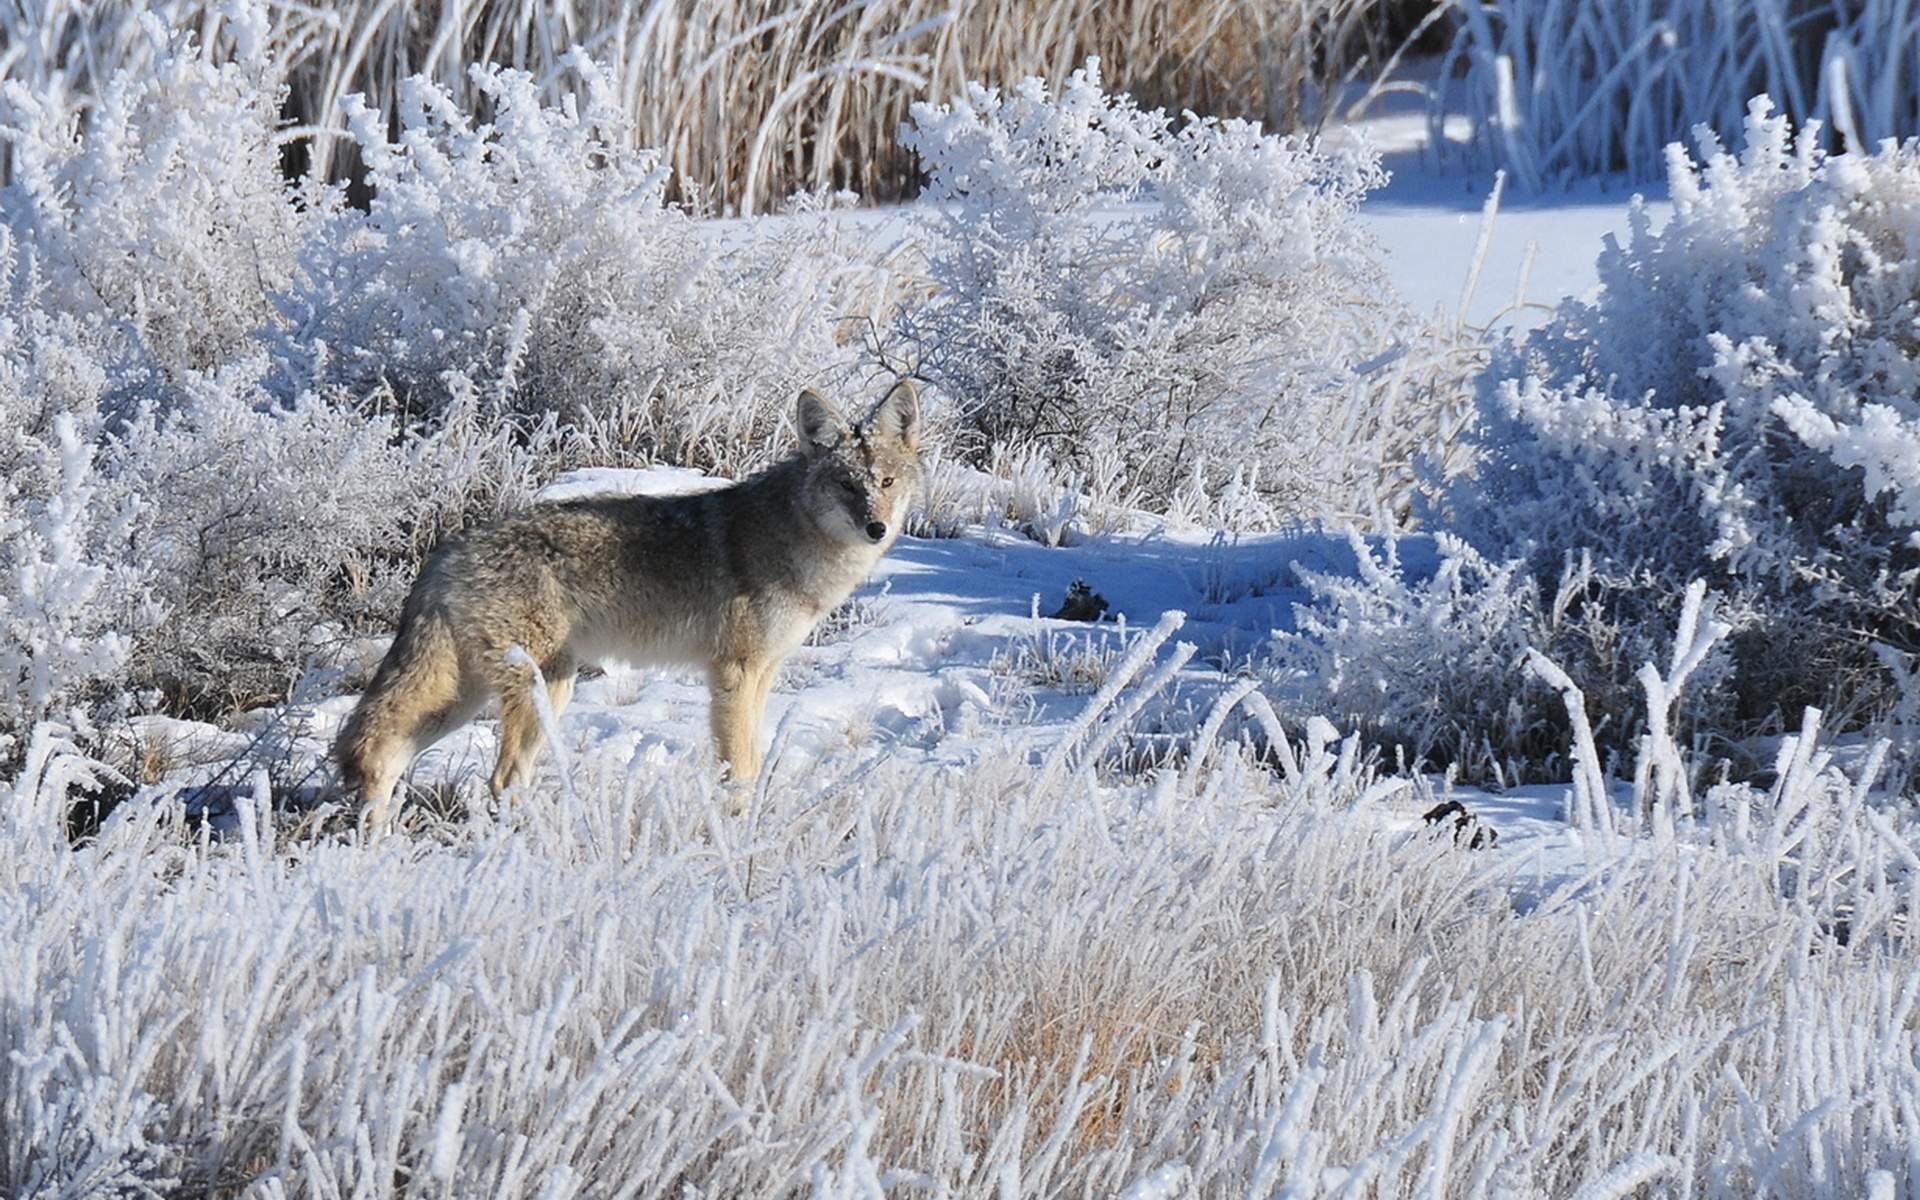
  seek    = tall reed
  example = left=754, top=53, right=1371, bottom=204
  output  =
left=1432, top=0, right=1920, bottom=186
left=2, top=0, right=1416, bottom=213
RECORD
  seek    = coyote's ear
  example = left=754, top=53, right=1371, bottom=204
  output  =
left=796, top=389, right=847, bottom=454
left=866, top=379, right=920, bottom=452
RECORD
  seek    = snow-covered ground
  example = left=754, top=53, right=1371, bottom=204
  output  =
left=1339, top=100, right=1672, bottom=328
left=1197, top=91, right=1671, bottom=331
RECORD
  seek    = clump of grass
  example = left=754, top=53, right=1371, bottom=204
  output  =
left=991, top=610, right=1136, bottom=695
left=807, top=580, right=895, bottom=648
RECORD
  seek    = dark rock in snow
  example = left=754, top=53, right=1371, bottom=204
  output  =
left=1049, top=579, right=1110, bottom=622
left=1423, top=798, right=1498, bottom=849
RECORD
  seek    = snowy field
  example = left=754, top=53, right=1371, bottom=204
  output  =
left=3, top=6, right=1919, bottom=1196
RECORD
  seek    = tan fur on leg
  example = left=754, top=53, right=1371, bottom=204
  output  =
left=490, top=691, right=541, bottom=801
left=708, top=659, right=752, bottom=779
left=488, top=654, right=575, bottom=801
left=711, top=657, right=779, bottom=816
left=357, top=747, right=409, bottom=837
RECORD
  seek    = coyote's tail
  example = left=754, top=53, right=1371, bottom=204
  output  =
left=333, top=590, right=461, bottom=798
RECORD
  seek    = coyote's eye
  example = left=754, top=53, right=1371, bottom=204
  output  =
left=881, top=477, right=894, bottom=489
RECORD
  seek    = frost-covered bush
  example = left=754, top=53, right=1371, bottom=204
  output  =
left=108, top=367, right=430, bottom=714
left=273, top=57, right=877, bottom=478
left=1271, top=534, right=1543, bottom=772
left=0, top=238, right=156, bottom=753
left=0, top=11, right=316, bottom=383
left=0, top=18, right=500, bottom=729
left=0, top=419, right=150, bottom=750
left=1446, top=99, right=1920, bottom=733
left=1274, top=534, right=1741, bottom=777
left=897, top=60, right=1427, bottom=523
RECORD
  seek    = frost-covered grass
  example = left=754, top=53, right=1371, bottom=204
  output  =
left=1431, top=0, right=1920, bottom=186
left=5, top=670, right=1919, bottom=1196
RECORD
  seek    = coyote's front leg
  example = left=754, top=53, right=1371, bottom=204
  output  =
left=709, top=656, right=778, bottom=812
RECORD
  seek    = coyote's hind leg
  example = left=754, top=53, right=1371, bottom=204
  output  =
left=488, top=652, right=578, bottom=800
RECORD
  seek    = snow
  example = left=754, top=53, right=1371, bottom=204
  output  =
left=1332, top=101, right=1672, bottom=330
left=536, top=465, right=730, bottom=502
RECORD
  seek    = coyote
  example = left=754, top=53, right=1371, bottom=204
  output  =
left=334, top=380, right=922, bottom=829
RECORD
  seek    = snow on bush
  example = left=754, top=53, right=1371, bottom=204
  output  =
left=0, top=416, right=152, bottom=756
left=1443, top=98, right=1920, bottom=737
left=0, top=9, right=314, bottom=382
left=896, top=60, right=1440, bottom=525
left=273, top=55, right=884, bottom=478
left=1274, top=532, right=1745, bottom=779
left=1, top=693, right=1916, bottom=1195
left=110, top=369, right=428, bottom=714
left=1433, top=0, right=1920, bottom=187
left=0, top=236, right=155, bottom=753
left=1270, top=533, right=1545, bottom=773
left=0, top=22, right=498, bottom=731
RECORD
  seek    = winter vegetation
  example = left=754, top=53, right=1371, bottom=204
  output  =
left=1430, top=0, right=1920, bottom=186
left=1, top=0, right=1429, bottom=214
left=1420, top=99, right=1920, bottom=772
left=6, top=691, right=1920, bottom=1196
left=3, top=0, right=1920, bottom=1194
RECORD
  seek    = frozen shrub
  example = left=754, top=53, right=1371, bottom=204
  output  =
left=0, top=418, right=149, bottom=744
left=1271, top=533, right=1543, bottom=773
left=0, top=237, right=155, bottom=753
left=274, top=58, right=877, bottom=479
left=0, top=15, right=492, bottom=728
left=0, top=10, right=316, bottom=384
left=1446, top=98, right=1920, bottom=734
left=107, top=364, right=425, bottom=715
left=1273, top=537, right=1739, bottom=778
left=897, top=60, right=1427, bottom=523
left=273, top=55, right=674, bottom=411
left=0, top=0, right=1425, bottom=215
